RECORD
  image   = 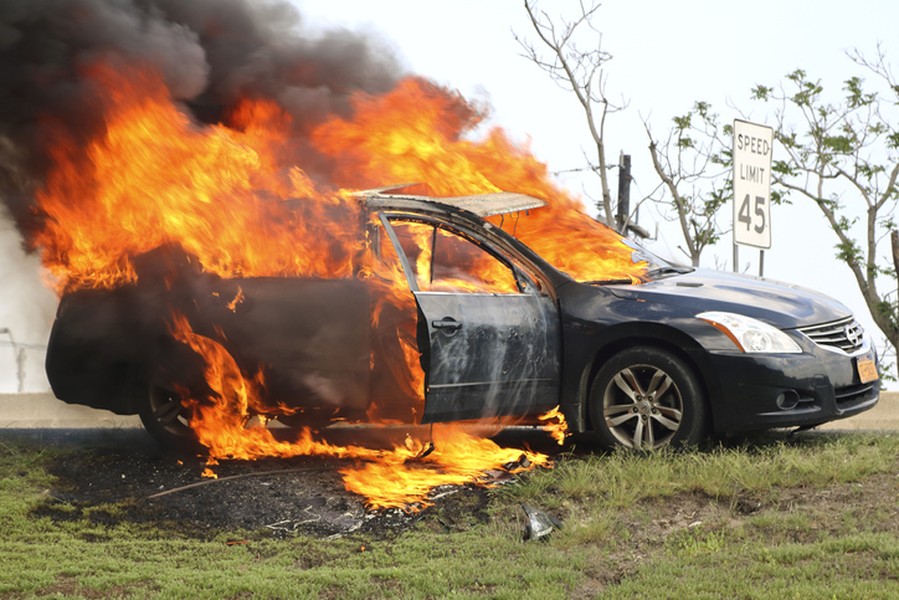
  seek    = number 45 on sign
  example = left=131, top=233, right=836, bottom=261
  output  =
left=738, top=194, right=766, bottom=235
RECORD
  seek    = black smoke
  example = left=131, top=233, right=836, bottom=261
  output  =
left=0, top=0, right=403, bottom=238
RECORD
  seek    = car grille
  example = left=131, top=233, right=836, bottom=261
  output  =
left=797, top=316, right=865, bottom=354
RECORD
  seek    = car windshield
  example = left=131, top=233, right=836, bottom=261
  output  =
left=581, top=238, right=694, bottom=284
left=490, top=204, right=689, bottom=285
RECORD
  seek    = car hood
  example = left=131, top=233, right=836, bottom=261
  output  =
left=606, top=268, right=850, bottom=328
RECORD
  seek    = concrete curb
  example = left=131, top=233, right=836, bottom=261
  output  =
left=1, top=392, right=897, bottom=431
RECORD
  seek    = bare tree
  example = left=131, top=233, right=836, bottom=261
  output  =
left=517, top=2, right=730, bottom=261
left=515, top=0, right=624, bottom=225
left=644, top=102, right=732, bottom=266
left=753, top=49, right=899, bottom=373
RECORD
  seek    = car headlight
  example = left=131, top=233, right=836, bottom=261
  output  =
left=697, top=311, right=802, bottom=354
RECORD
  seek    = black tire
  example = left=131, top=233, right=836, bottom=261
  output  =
left=138, top=371, right=202, bottom=453
left=588, top=346, right=707, bottom=450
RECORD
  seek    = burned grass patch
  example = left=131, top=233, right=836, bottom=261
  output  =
left=27, top=428, right=533, bottom=540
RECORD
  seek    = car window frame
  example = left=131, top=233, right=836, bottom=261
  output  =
left=374, top=211, right=545, bottom=296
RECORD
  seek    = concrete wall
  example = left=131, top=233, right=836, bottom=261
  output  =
left=0, top=393, right=140, bottom=428
left=1, top=391, right=896, bottom=430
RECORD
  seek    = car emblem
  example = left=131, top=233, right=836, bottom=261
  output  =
left=844, top=324, right=862, bottom=347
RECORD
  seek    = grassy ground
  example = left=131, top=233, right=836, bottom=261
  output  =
left=0, top=431, right=897, bottom=598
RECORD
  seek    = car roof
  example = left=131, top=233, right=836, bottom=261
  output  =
left=354, top=185, right=547, bottom=217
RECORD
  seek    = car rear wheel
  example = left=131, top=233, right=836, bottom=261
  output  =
left=589, top=346, right=707, bottom=450
left=138, top=373, right=201, bottom=452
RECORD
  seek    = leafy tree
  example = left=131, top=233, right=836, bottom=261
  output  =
left=753, top=49, right=899, bottom=372
left=644, top=102, right=733, bottom=266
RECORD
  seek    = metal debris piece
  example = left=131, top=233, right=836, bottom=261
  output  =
left=484, top=469, right=510, bottom=481
left=521, top=502, right=559, bottom=541
left=417, top=440, right=435, bottom=459
left=502, top=454, right=531, bottom=472
left=358, top=188, right=548, bottom=217
left=429, top=488, right=461, bottom=502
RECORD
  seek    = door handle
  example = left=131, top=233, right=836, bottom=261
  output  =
left=432, top=317, right=462, bottom=332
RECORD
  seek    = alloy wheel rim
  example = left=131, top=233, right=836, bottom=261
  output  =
left=148, top=382, right=193, bottom=439
left=602, top=364, right=684, bottom=449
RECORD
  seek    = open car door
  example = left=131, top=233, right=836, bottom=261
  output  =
left=379, top=214, right=561, bottom=422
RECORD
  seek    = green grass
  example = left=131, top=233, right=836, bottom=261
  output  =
left=511, top=433, right=897, bottom=507
left=0, top=432, right=897, bottom=598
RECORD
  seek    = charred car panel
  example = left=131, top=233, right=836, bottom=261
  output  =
left=47, top=275, right=376, bottom=420
left=205, top=277, right=374, bottom=417
left=416, top=291, right=560, bottom=422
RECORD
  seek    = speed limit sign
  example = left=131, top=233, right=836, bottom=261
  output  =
left=733, top=120, right=773, bottom=249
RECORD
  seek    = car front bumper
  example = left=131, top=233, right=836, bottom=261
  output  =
left=701, top=345, right=880, bottom=433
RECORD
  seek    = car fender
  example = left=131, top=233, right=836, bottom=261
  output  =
left=561, top=318, right=722, bottom=433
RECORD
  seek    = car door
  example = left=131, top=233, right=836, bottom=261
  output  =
left=201, top=277, right=373, bottom=418
left=379, top=214, right=561, bottom=422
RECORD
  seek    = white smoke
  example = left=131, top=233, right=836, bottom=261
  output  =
left=0, top=207, right=55, bottom=392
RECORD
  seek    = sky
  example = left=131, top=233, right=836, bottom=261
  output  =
left=2, top=0, right=899, bottom=391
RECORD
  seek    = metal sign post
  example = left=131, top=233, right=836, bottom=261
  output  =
left=732, top=119, right=774, bottom=276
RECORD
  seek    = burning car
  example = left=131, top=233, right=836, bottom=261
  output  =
left=45, top=188, right=880, bottom=451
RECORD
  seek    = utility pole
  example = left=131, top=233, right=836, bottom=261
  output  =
left=615, top=152, right=631, bottom=234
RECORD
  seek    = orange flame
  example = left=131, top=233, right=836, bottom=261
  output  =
left=538, top=406, right=571, bottom=446
left=313, top=78, right=645, bottom=283
left=34, top=61, right=645, bottom=509
left=35, top=63, right=361, bottom=293
left=36, top=67, right=643, bottom=292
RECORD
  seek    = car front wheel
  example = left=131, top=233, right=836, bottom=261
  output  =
left=589, top=346, right=707, bottom=450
